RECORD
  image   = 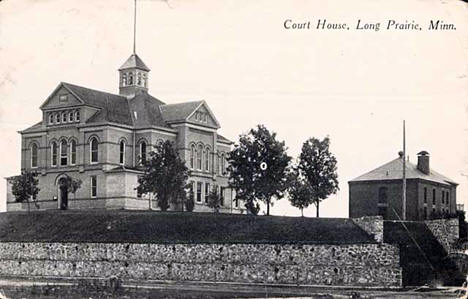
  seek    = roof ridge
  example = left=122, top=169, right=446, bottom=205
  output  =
left=62, top=82, right=127, bottom=99
left=161, top=100, right=203, bottom=107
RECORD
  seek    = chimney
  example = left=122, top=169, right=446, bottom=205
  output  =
left=417, top=151, right=430, bottom=175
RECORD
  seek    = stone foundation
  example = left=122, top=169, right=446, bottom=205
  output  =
left=352, top=216, right=384, bottom=243
left=0, top=242, right=402, bottom=287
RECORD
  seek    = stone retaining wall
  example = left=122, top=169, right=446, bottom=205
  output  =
left=352, top=216, right=384, bottom=243
left=0, top=242, right=402, bottom=287
left=425, top=218, right=459, bottom=253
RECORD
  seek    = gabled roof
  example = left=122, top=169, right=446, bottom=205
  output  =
left=118, top=54, right=150, bottom=71
left=128, top=92, right=169, bottom=128
left=20, top=121, right=43, bottom=134
left=217, top=134, right=233, bottom=144
left=160, top=101, right=204, bottom=123
left=349, top=157, right=457, bottom=186
left=62, top=83, right=134, bottom=126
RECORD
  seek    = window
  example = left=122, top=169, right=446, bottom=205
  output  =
left=423, top=207, right=428, bottom=219
left=70, top=140, right=76, bottom=165
left=60, top=140, right=68, bottom=166
left=59, top=95, right=68, bottom=102
left=432, top=189, right=436, bottom=205
left=31, top=143, right=38, bottom=168
left=55, top=113, right=60, bottom=124
left=447, top=191, right=450, bottom=205
left=49, top=114, right=54, bottom=124
left=378, top=187, right=388, bottom=204
left=75, top=110, right=80, bottom=122
left=196, top=182, right=202, bottom=203
left=91, top=176, right=97, bottom=198
left=441, top=190, right=445, bottom=204
left=197, top=144, right=203, bottom=170
left=143, top=74, right=147, bottom=88
left=51, top=142, right=58, bottom=166
left=122, top=74, right=127, bottom=86
left=69, top=111, right=74, bottom=122
left=128, top=72, right=134, bottom=85
left=423, top=187, right=427, bottom=203
left=90, top=137, right=98, bottom=164
left=140, top=141, right=147, bottom=164
left=205, top=183, right=210, bottom=203
left=205, top=148, right=210, bottom=171
left=220, top=187, right=225, bottom=206
left=119, top=141, right=125, bottom=165
left=62, top=112, right=67, bottom=123
left=137, top=72, right=142, bottom=85
left=190, top=144, right=195, bottom=169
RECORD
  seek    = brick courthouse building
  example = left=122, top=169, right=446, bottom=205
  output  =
left=349, top=151, right=458, bottom=221
left=6, top=53, right=243, bottom=213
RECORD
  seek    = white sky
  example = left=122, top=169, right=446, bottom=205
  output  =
left=0, top=0, right=467, bottom=217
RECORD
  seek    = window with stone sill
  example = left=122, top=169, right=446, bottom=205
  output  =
left=31, top=143, right=38, bottom=168
left=90, top=137, right=99, bottom=164
left=70, top=140, right=77, bottom=165
left=51, top=142, right=58, bottom=167
left=60, top=140, right=68, bottom=166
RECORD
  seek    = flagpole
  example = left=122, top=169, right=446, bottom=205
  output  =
left=133, top=0, right=137, bottom=54
left=402, top=120, right=406, bottom=220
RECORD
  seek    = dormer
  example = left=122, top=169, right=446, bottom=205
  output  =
left=118, top=53, right=150, bottom=98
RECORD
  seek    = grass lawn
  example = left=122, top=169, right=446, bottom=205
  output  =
left=0, top=210, right=375, bottom=244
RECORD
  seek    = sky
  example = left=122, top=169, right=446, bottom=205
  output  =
left=0, top=0, right=467, bottom=217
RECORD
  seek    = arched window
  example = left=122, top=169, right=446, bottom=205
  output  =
left=378, top=187, right=388, bottom=204
left=49, top=114, right=54, bottom=125
left=75, top=110, right=80, bottom=122
left=68, top=111, right=74, bottom=122
left=90, top=137, right=98, bottom=164
left=190, top=144, right=195, bottom=169
left=143, top=74, right=147, bottom=88
left=128, top=72, right=134, bottom=85
left=62, top=112, right=67, bottom=123
left=137, top=72, right=142, bottom=85
left=119, top=140, right=125, bottom=165
left=55, top=113, right=60, bottom=124
left=31, top=143, right=38, bottom=168
left=60, top=140, right=68, bottom=166
left=70, top=140, right=76, bottom=165
left=205, top=147, right=210, bottom=171
left=140, top=141, right=147, bottom=164
left=122, top=74, right=127, bottom=86
left=51, top=142, right=58, bottom=166
left=197, top=144, right=203, bottom=170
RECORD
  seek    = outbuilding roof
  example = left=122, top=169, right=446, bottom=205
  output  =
left=349, top=157, right=457, bottom=186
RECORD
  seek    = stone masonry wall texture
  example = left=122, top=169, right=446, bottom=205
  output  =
left=351, top=216, right=384, bottom=243
left=0, top=242, right=402, bottom=287
left=425, top=218, right=459, bottom=253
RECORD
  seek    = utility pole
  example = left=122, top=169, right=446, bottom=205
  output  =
left=402, top=120, right=407, bottom=220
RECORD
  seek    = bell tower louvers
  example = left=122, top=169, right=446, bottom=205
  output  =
left=118, top=54, right=150, bottom=97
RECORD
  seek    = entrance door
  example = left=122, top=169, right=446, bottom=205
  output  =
left=59, top=178, right=68, bottom=210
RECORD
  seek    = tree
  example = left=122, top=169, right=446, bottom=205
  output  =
left=228, top=125, right=292, bottom=215
left=288, top=177, right=314, bottom=217
left=136, top=140, right=189, bottom=211
left=206, top=187, right=221, bottom=213
left=298, top=136, right=339, bottom=217
left=11, top=170, right=40, bottom=212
